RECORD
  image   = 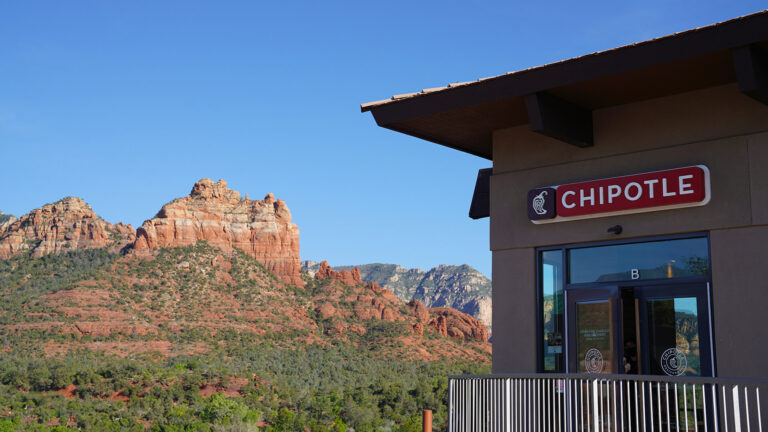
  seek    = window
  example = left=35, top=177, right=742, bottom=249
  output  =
left=568, top=237, right=709, bottom=284
left=540, top=250, right=564, bottom=372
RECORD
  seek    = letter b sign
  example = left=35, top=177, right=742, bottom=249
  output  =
left=631, top=269, right=640, bottom=280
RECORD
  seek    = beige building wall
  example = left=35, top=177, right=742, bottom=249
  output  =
left=489, top=83, right=768, bottom=376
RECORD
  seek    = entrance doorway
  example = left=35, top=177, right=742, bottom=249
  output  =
left=567, top=282, right=713, bottom=377
left=538, top=234, right=713, bottom=375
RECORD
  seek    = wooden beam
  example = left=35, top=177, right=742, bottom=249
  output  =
left=469, top=168, right=492, bottom=220
left=524, top=92, right=594, bottom=148
left=733, top=44, right=768, bottom=106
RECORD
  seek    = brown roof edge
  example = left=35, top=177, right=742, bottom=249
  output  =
left=360, top=10, right=768, bottom=120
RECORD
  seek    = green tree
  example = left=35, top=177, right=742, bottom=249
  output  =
left=201, top=394, right=248, bottom=424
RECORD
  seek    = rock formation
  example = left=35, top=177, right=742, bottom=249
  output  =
left=304, top=261, right=493, bottom=334
left=133, top=179, right=304, bottom=287
left=314, top=260, right=362, bottom=286
left=313, top=261, right=488, bottom=343
left=0, top=197, right=135, bottom=259
left=428, top=307, right=489, bottom=342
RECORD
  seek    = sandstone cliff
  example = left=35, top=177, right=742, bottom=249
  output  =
left=312, top=261, right=488, bottom=343
left=303, top=261, right=492, bottom=334
left=0, top=197, right=135, bottom=259
left=134, top=179, right=304, bottom=287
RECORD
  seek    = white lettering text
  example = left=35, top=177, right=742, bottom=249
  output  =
left=662, top=178, right=676, bottom=197
left=679, top=175, right=694, bottom=195
left=625, top=182, right=642, bottom=201
left=644, top=179, right=658, bottom=199
left=580, top=188, right=595, bottom=207
left=607, top=185, right=622, bottom=203
left=562, top=191, right=576, bottom=209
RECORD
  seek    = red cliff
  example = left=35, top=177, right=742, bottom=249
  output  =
left=428, top=307, right=489, bottom=342
left=313, top=261, right=488, bottom=343
left=133, top=179, right=304, bottom=287
left=0, top=197, right=135, bottom=259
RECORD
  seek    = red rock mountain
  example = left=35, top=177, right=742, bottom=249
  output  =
left=0, top=197, right=135, bottom=259
left=313, top=260, right=489, bottom=344
left=0, top=182, right=491, bottom=362
left=133, top=179, right=304, bottom=287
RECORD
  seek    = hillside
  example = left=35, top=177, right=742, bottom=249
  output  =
left=303, top=262, right=492, bottom=334
left=0, top=242, right=489, bottom=362
left=0, top=243, right=490, bottom=431
left=0, top=179, right=491, bottom=431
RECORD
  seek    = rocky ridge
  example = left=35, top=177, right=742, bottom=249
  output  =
left=0, top=180, right=489, bottom=353
left=303, top=261, right=492, bottom=334
left=311, top=260, right=488, bottom=344
left=1, top=180, right=303, bottom=287
left=0, top=197, right=135, bottom=259
left=134, top=179, right=303, bottom=287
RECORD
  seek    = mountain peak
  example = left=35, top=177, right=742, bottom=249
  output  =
left=0, top=196, right=135, bottom=259
left=134, top=179, right=304, bottom=287
left=189, top=178, right=240, bottom=202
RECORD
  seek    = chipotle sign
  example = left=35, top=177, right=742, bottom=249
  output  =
left=528, top=166, right=710, bottom=223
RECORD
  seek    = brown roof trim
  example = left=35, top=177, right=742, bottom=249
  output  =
left=362, top=10, right=768, bottom=126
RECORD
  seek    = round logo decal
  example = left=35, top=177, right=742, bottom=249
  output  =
left=660, top=348, right=687, bottom=376
left=584, top=348, right=604, bottom=373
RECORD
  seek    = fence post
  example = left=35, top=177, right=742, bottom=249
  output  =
left=733, top=385, right=742, bottom=432
left=423, top=409, right=432, bottom=432
left=593, top=379, right=600, bottom=432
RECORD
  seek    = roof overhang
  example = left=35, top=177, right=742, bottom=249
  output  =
left=361, top=11, right=768, bottom=159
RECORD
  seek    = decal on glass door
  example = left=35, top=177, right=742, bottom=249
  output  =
left=660, top=348, right=688, bottom=376
left=584, top=348, right=604, bottom=373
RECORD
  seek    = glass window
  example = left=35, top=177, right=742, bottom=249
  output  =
left=568, top=238, right=709, bottom=284
left=646, top=297, right=701, bottom=376
left=540, top=250, right=564, bottom=372
left=575, top=300, right=617, bottom=374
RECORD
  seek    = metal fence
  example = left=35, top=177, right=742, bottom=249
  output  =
left=448, top=373, right=768, bottom=432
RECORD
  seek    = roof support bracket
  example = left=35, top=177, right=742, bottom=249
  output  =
left=733, top=44, right=768, bottom=106
left=469, top=168, right=492, bottom=220
left=524, top=92, right=594, bottom=148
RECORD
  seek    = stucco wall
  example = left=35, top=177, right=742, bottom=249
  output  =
left=710, top=226, right=768, bottom=378
left=489, top=82, right=768, bottom=375
left=491, top=248, right=536, bottom=373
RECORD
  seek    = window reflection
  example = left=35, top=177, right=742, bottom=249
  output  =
left=646, top=297, right=701, bottom=376
left=541, top=250, right=564, bottom=372
left=569, top=238, right=709, bottom=284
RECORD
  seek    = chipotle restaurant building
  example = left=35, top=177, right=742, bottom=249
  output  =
left=362, top=12, right=768, bottom=380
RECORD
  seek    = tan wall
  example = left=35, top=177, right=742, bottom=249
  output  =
left=489, top=83, right=768, bottom=375
left=492, top=84, right=768, bottom=174
left=491, top=248, right=536, bottom=373
left=710, top=226, right=768, bottom=378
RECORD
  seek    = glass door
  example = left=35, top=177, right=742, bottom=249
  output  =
left=636, top=283, right=713, bottom=377
left=567, top=287, right=622, bottom=374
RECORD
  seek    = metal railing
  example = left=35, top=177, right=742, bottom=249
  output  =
left=448, top=373, right=768, bottom=432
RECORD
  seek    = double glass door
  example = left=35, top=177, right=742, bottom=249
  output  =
left=567, top=283, right=713, bottom=377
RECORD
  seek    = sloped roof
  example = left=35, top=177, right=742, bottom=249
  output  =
left=361, top=10, right=768, bottom=159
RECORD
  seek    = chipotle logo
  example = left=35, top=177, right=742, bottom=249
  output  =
left=528, top=166, right=710, bottom=223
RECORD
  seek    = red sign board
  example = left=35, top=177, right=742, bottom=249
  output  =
left=528, top=166, right=710, bottom=223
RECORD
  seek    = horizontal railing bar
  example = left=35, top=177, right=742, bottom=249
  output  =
left=449, top=373, right=768, bottom=386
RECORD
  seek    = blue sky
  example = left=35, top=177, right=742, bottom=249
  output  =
left=0, top=1, right=764, bottom=278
